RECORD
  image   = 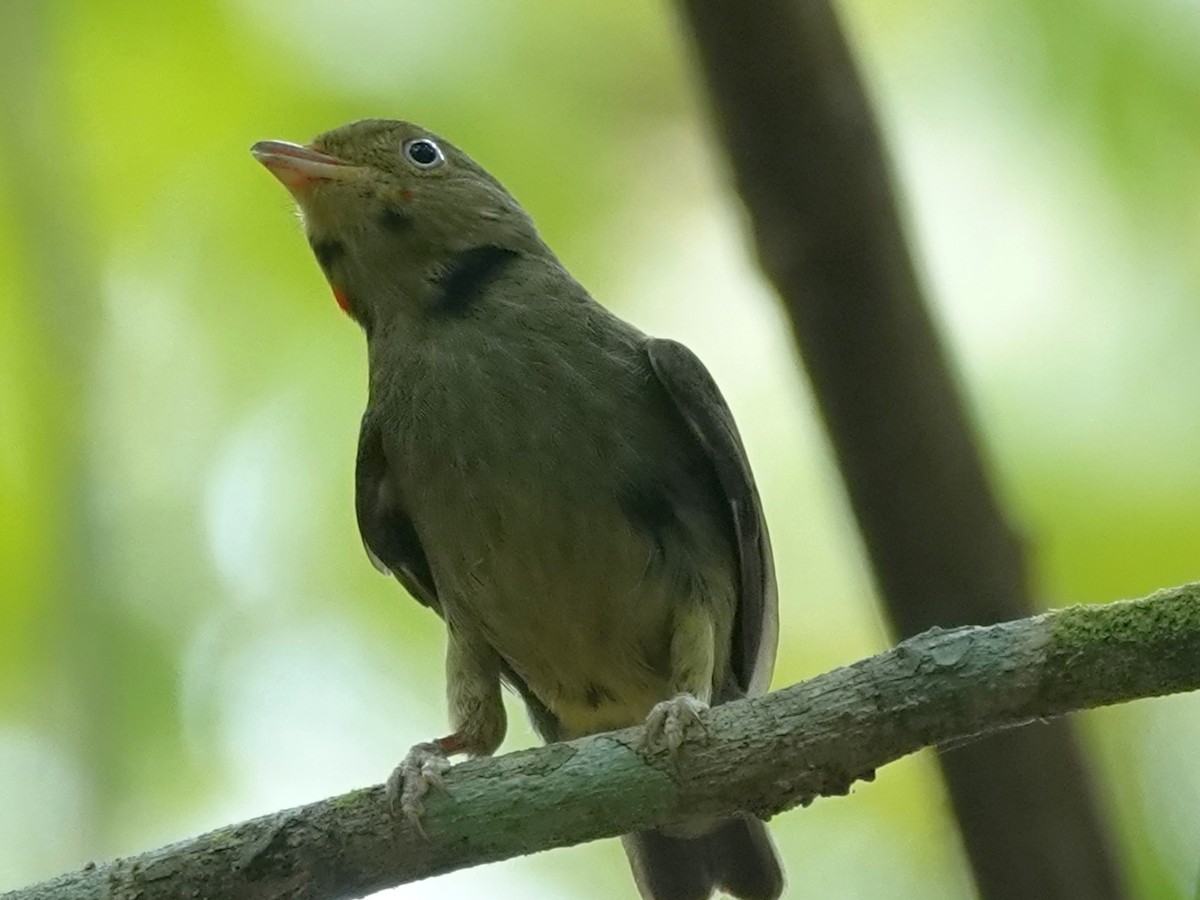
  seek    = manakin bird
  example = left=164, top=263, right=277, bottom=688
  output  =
left=252, top=119, right=783, bottom=900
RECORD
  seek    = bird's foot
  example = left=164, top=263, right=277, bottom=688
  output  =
left=386, top=737, right=458, bottom=835
left=642, top=693, right=709, bottom=757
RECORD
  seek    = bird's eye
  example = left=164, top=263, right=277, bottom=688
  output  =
left=403, top=138, right=444, bottom=169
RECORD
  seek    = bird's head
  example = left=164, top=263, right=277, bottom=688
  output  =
left=252, top=119, right=544, bottom=330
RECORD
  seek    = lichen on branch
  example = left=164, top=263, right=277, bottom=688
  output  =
left=6, top=583, right=1198, bottom=900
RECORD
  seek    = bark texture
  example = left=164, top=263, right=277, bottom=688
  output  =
left=8, top=583, right=1197, bottom=900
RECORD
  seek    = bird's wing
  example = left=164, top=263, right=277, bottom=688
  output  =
left=355, top=414, right=441, bottom=614
left=646, top=338, right=778, bottom=697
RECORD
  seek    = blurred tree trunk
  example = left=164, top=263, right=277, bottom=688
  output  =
left=674, top=2, right=1126, bottom=898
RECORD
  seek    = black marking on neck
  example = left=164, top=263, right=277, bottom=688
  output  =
left=310, top=238, right=345, bottom=272
left=428, top=245, right=520, bottom=318
left=377, top=207, right=414, bottom=234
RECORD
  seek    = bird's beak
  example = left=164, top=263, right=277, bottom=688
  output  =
left=251, top=140, right=360, bottom=193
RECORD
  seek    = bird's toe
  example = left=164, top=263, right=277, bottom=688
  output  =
left=642, top=693, right=709, bottom=757
left=386, top=741, right=453, bottom=836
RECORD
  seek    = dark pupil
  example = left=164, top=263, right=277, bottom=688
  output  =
left=409, top=141, right=438, bottom=165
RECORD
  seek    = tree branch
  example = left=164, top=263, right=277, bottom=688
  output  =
left=672, top=3, right=1124, bottom=897
left=8, top=583, right=1198, bottom=900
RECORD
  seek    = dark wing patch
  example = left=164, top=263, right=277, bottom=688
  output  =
left=646, top=338, right=778, bottom=698
left=427, top=245, right=519, bottom=318
left=355, top=415, right=440, bottom=613
left=619, top=478, right=682, bottom=560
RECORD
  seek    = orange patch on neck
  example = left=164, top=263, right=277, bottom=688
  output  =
left=332, top=285, right=351, bottom=315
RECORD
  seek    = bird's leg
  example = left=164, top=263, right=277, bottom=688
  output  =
left=388, top=628, right=506, bottom=832
left=643, top=608, right=715, bottom=757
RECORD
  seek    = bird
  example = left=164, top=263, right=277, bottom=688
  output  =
left=252, top=118, right=783, bottom=900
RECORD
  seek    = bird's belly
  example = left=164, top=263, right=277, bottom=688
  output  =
left=436, top=493, right=684, bottom=738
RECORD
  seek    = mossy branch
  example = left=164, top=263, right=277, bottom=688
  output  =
left=7, top=583, right=1198, bottom=900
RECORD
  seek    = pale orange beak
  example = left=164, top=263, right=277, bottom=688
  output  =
left=251, top=140, right=359, bottom=193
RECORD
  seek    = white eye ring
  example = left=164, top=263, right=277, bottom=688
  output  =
left=403, top=138, right=444, bottom=169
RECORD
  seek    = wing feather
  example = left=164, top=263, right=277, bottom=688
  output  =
left=646, top=339, right=778, bottom=697
left=355, top=415, right=441, bottom=613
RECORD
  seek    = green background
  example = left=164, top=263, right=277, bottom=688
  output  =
left=1, top=1, right=1198, bottom=897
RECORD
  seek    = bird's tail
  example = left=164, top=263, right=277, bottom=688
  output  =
left=622, top=814, right=784, bottom=900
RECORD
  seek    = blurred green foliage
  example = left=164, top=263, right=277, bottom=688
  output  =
left=1, top=1, right=1198, bottom=897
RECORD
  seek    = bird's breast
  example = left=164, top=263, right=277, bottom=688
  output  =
left=371, top=310, right=734, bottom=733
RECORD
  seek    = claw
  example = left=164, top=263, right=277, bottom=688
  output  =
left=642, top=693, right=709, bottom=757
left=386, top=741, right=453, bottom=837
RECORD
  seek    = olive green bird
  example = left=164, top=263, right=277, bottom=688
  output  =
left=252, top=119, right=783, bottom=900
